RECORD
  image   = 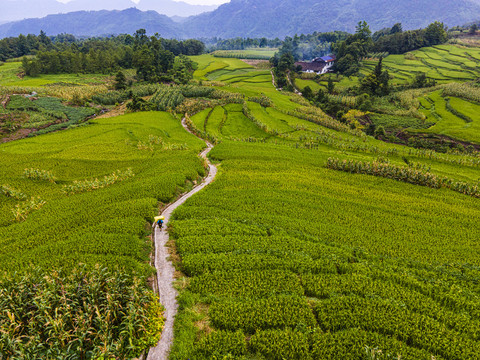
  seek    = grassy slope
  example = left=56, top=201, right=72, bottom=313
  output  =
left=0, top=61, right=111, bottom=86
left=419, top=90, right=480, bottom=143
left=169, top=56, right=480, bottom=359
left=0, top=112, right=205, bottom=274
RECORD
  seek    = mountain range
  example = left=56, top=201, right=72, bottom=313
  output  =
left=0, top=0, right=218, bottom=23
left=185, top=0, right=480, bottom=38
left=1, top=0, right=480, bottom=39
left=0, top=8, right=180, bottom=39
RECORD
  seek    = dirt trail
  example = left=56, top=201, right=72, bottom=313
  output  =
left=146, top=118, right=217, bottom=360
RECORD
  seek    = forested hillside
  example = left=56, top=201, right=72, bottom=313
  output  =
left=0, top=8, right=182, bottom=39
left=1, top=0, right=480, bottom=39
left=1, top=10, right=480, bottom=358
left=186, top=0, right=480, bottom=38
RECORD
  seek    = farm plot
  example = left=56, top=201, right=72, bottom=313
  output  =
left=170, top=140, right=480, bottom=360
left=190, top=108, right=212, bottom=131
left=221, top=103, right=268, bottom=139
left=0, top=61, right=111, bottom=87
left=205, top=106, right=225, bottom=138
left=212, top=48, right=278, bottom=60
left=0, top=94, right=97, bottom=141
left=295, top=78, right=323, bottom=92
left=0, top=111, right=206, bottom=274
left=376, top=45, right=480, bottom=84
left=191, top=55, right=253, bottom=80
left=419, top=90, right=480, bottom=143
left=247, top=101, right=293, bottom=134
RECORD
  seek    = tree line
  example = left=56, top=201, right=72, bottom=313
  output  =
left=334, top=21, right=449, bottom=76
left=0, top=31, right=54, bottom=61
left=207, top=37, right=283, bottom=50
left=18, top=29, right=203, bottom=84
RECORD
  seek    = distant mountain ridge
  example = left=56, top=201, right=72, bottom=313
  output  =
left=185, top=0, right=480, bottom=38
left=0, top=8, right=181, bottom=39
left=1, top=0, right=480, bottom=40
left=0, top=0, right=217, bottom=23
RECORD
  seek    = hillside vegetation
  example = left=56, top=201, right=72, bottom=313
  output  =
left=164, top=54, right=480, bottom=359
left=2, top=0, right=480, bottom=38
left=1, top=33, right=480, bottom=358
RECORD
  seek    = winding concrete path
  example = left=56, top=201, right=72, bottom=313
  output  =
left=146, top=118, right=217, bottom=360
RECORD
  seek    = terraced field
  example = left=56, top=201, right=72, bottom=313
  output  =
left=211, top=48, right=278, bottom=60
left=298, top=44, right=480, bottom=92
left=0, top=112, right=206, bottom=274
left=418, top=89, right=480, bottom=143
left=364, top=44, right=480, bottom=84
left=2, top=49, right=480, bottom=359
left=165, top=55, right=480, bottom=359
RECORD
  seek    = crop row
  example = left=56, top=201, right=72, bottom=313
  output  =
left=315, top=296, right=479, bottom=359
left=194, top=327, right=440, bottom=360
left=0, top=266, right=163, bottom=358
left=169, top=139, right=480, bottom=359
left=11, top=196, right=46, bottom=222
left=62, top=168, right=134, bottom=195
left=1, top=184, right=27, bottom=200
left=326, top=157, right=480, bottom=197
left=279, top=107, right=365, bottom=137
left=209, top=296, right=316, bottom=334
left=151, top=86, right=185, bottom=111
left=24, top=168, right=56, bottom=183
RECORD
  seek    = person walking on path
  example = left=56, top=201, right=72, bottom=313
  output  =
left=154, top=216, right=165, bottom=230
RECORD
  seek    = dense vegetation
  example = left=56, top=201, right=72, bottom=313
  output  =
left=1, top=16, right=480, bottom=358
left=19, top=30, right=203, bottom=83
left=0, top=111, right=206, bottom=356
left=334, top=21, right=448, bottom=76
left=0, top=266, right=164, bottom=358
left=162, top=54, right=480, bottom=360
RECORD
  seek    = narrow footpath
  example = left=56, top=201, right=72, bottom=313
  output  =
left=146, top=118, right=217, bottom=360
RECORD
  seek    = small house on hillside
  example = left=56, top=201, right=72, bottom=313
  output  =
left=295, top=55, right=336, bottom=75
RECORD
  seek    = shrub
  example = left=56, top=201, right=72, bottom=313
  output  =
left=62, top=168, right=135, bottom=195
left=1, top=184, right=27, bottom=200
left=24, top=168, right=56, bottom=183
left=11, top=196, right=46, bottom=222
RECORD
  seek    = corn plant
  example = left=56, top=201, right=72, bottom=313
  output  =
left=62, top=168, right=135, bottom=195
left=11, top=196, right=46, bottom=222
left=24, top=168, right=56, bottom=183
left=1, top=184, right=27, bottom=200
left=326, top=157, right=480, bottom=198
left=0, top=266, right=164, bottom=359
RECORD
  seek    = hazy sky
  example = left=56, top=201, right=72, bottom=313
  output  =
left=170, top=0, right=229, bottom=4
left=55, top=0, right=230, bottom=4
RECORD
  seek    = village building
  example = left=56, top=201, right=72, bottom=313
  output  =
left=295, top=55, right=336, bottom=75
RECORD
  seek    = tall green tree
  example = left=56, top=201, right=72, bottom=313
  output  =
left=425, top=21, right=448, bottom=46
left=114, top=71, right=127, bottom=90
left=469, top=23, right=479, bottom=35
left=390, top=23, right=403, bottom=34
left=334, top=21, right=373, bottom=75
left=360, top=57, right=390, bottom=96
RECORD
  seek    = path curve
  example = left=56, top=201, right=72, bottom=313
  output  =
left=146, top=118, right=217, bottom=360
